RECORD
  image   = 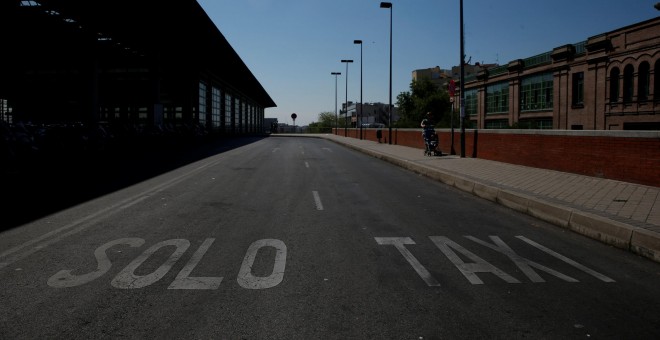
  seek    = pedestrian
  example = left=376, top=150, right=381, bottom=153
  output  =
left=420, top=112, right=433, bottom=128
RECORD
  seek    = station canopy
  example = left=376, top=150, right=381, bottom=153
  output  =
left=0, top=0, right=276, bottom=120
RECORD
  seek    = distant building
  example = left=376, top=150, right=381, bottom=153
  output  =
left=412, top=66, right=452, bottom=89
left=264, top=118, right=278, bottom=133
left=275, top=122, right=304, bottom=133
left=413, top=64, right=496, bottom=92
left=345, top=102, right=398, bottom=127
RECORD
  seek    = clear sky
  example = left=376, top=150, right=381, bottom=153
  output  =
left=196, top=0, right=659, bottom=126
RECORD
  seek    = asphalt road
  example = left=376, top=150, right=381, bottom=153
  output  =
left=1, top=136, right=659, bottom=339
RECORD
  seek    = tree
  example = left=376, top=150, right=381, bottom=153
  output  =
left=395, top=77, right=451, bottom=128
left=310, top=111, right=347, bottom=128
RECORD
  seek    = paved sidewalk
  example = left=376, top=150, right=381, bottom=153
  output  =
left=291, top=134, right=660, bottom=264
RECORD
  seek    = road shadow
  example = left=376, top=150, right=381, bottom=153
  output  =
left=0, top=135, right=266, bottom=231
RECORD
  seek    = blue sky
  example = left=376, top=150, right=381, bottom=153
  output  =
left=196, top=0, right=659, bottom=126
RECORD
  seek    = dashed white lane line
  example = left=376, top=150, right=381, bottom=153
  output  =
left=305, top=161, right=310, bottom=168
left=312, top=191, right=324, bottom=211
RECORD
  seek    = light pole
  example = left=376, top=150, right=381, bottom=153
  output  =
left=354, top=40, right=363, bottom=140
left=459, top=0, right=466, bottom=157
left=380, top=2, right=392, bottom=144
left=331, top=72, right=341, bottom=134
left=341, top=59, right=353, bottom=137
left=449, top=79, right=457, bottom=155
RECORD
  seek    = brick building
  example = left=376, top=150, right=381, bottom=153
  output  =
left=460, top=17, right=660, bottom=130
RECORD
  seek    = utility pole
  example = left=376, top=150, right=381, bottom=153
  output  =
left=459, top=0, right=466, bottom=158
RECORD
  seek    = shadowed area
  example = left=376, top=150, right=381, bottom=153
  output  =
left=1, top=128, right=266, bottom=230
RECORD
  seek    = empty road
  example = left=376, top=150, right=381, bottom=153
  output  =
left=1, top=136, right=659, bottom=339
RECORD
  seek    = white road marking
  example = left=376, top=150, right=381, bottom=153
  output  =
left=168, top=238, right=223, bottom=290
left=375, top=237, right=440, bottom=287
left=465, top=236, right=578, bottom=283
left=0, top=157, right=224, bottom=271
left=272, top=148, right=280, bottom=152
left=48, top=238, right=145, bottom=288
left=516, top=236, right=615, bottom=282
left=322, top=147, right=333, bottom=152
left=430, top=236, right=520, bottom=285
left=237, top=239, right=287, bottom=289
left=305, top=161, right=310, bottom=168
left=0, top=196, right=149, bottom=270
left=111, top=239, right=190, bottom=289
left=48, top=237, right=287, bottom=290
left=378, top=235, right=616, bottom=285
left=312, top=191, right=324, bottom=210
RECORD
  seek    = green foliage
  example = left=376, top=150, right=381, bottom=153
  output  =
left=305, top=126, right=333, bottom=133
left=311, top=111, right=347, bottom=128
left=395, top=77, right=452, bottom=128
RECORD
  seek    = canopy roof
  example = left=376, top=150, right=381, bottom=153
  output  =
left=1, top=0, right=276, bottom=109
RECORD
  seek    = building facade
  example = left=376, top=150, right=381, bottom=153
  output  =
left=345, top=102, right=398, bottom=127
left=413, top=64, right=495, bottom=95
left=459, top=17, right=660, bottom=130
left=412, top=66, right=452, bottom=90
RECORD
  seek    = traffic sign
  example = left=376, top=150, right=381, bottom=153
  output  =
left=448, top=80, right=456, bottom=97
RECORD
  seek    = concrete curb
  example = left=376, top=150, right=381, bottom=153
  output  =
left=319, top=135, right=660, bottom=264
left=568, top=211, right=635, bottom=251
left=631, top=228, right=660, bottom=263
left=526, top=196, right=572, bottom=228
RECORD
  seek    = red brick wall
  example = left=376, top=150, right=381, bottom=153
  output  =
left=333, top=128, right=660, bottom=187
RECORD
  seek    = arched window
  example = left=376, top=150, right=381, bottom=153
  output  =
left=655, top=60, right=660, bottom=101
left=623, top=65, right=634, bottom=103
left=609, top=67, right=620, bottom=103
left=638, top=62, right=650, bottom=101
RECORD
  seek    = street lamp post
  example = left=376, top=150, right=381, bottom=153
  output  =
left=354, top=40, right=363, bottom=140
left=380, top=2, right=392, bottom=144
left=341, top=59, right=353, bottom=137
left=459, top=0, right=466, bottom=157
left=331, top=72, right=341, bottom=134
left=449, top=79, right=457, bottom=155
